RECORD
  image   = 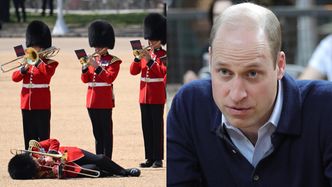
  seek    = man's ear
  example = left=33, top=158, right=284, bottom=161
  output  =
left=276, top=51, right=286, bottom=80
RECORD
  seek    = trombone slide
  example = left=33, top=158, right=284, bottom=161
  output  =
left=41, top=163, right=101, bottom=178
left=10, top=148, right=66, bottom=161
left=0, top=57, right=24, bottom=73
left=0, top=46, right=60, bottom=73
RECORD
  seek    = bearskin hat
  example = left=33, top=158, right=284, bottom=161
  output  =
left=26, top=20, right=52, bottom=49
left=88, top=20, right=115, bottom=49
left=144, top=13, right=166, bottom=45
left=8, top=153, right=38, bottom=179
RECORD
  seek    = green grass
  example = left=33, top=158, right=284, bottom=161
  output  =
left=10, top=12, right=148, bottom=28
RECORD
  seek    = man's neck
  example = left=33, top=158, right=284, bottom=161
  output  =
left=240, top=128, right=258, bottom=145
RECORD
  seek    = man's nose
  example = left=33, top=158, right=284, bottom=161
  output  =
left=229, top=77, right=247, bottom=103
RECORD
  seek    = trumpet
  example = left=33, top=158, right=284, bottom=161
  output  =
left=133, top=41, right=161, bottom=59
left=79, top=48, right=108, bottom=66
left=133, top=45, right=152, bottom=58
left=10, top=148, right=101, bottom=178
left=0, top=46, right=60, bottom=73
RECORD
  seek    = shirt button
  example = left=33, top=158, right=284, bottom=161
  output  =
left=253, top=175, right=259, bottom=181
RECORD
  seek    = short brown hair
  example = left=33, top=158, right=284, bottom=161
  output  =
left=209, top=3, right=281, bottom=67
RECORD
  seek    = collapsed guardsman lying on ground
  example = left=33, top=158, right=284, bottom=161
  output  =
left=8, top=138, right=140, bottom=179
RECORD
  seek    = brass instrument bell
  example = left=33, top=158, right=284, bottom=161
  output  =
left=28, top=139, right=41, bottom=151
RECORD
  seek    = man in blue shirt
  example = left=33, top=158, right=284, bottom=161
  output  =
left=167, top=2, right=332, bottom=187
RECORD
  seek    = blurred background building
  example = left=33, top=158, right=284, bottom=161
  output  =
left=167, top=0, right=332, bottom=84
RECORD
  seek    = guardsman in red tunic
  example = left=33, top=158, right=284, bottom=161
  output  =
left=130, top=13, right=167, bottom=168
left=11, top=20, right=58, bottom=150
left=8, top=138, right=141, bottom=179
left=81, top=20, right=122, bottom=159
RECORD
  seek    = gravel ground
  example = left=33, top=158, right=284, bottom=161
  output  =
left=0, top=37, right=166, bottom=187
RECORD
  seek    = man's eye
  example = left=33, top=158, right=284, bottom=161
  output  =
left=248, top=71, right=257, bottom=78
left=219, top=68, right=230, bottom=76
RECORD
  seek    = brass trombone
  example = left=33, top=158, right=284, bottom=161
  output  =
left=10, top=148, right=101, bottom=178
left=0, top=46, right=60, bottom=73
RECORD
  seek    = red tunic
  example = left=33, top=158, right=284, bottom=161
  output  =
left=81, top=54, right=121, bottom=108
left=130, top=48, right=167, bottom=104
left=37, top=139, right=84, bottom=178
left=12, top=59, right=58, bottom=110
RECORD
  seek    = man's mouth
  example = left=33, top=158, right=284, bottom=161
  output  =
left=225, top=105, right=252, bottom=116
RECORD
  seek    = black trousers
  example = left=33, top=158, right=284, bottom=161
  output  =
left=21, top=109, right=50, bottom=150
left=13, top=0, right=26, bottom=22
left=75, top=149, right=125, bottom=177
left=87, top=108, right=113, bottom=159
left=140, top=104, right=164, bottom=160
left=41, top=0, right=53, bottom=15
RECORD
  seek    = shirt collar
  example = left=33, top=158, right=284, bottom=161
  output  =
left=222, top=80, right=283, bottom=129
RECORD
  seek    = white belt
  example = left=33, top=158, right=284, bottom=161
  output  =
left=88, top=82, right=112, bottom=87
left=140, top=77, right=164, bottom=83
left=22, top=84, right=49, bottom=88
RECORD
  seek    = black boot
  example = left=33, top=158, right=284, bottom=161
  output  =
left=125, top=168, right=141, bottom=177
left=152, top=160, right=163, bottom=168
left=139, top=159, right=154, bottom=168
